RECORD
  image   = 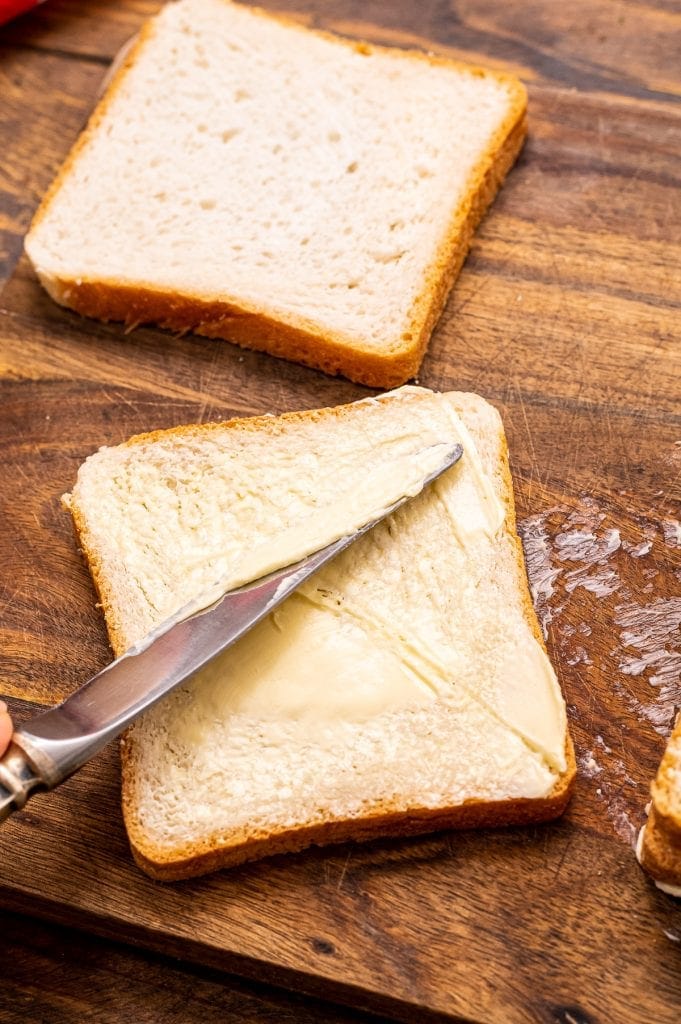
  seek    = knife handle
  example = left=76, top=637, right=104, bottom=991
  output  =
left=0, top=739, right=46, bottom=822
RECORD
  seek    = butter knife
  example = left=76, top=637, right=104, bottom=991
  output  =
left=0, top=442, right=462, bottom=822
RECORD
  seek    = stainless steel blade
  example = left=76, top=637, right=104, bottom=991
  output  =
left=0, top=441, right=463, bottom=819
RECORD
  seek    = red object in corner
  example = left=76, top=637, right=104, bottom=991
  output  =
left=0, top=1, right=45, bottom=26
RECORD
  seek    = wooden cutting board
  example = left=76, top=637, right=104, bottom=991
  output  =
left=0, top=2, right=680, bottom=1022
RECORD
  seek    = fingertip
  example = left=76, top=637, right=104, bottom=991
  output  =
left=0, top=707, right=12, bottom=754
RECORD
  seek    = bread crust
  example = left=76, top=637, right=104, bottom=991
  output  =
left=65, top=387, right=575, bottom=879
left=127, top=764, right=575, bottom=881
left=639, top=809, right=681, bottom=889
left=639, top=713, right=681, bottom=889
left=649, top=712, right=681, bottom=835
left=26, top=2, right=527, bottom=389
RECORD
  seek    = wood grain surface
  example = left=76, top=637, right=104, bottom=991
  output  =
left=0, top=2, right=680, bottom=1022
left=0, top=908, right=393, bottom=1024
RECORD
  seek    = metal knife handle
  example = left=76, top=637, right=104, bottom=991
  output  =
left=0, top=719, right=103, bottom=824
left=0, top=739, right=45, bottom=822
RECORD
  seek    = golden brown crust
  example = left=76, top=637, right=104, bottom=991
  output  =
left=62, top=388, right=576, bottom=880
left=639, top=808, right=681, bottom=889
left=41, top=278, right=423, bottom=389
left=399, top=98, right=526, bottom=385
left=65, top=494, right=130, bottom=659
left=126, top=744, right=575, bottom=881
left=649, top=713, right=681, bottom=835
left=26, top=2, right=527, bottom=389
left=639, top=713, right=681, bottom=888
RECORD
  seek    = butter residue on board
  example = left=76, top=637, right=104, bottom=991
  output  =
left=518, top=497, right=681, bottom=846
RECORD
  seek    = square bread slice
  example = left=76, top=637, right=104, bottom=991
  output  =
left=26, top=0, right=527, bottom=387
left=63, top=386, right=575, bottom=879
left=637, top=713, right=681, bottom=896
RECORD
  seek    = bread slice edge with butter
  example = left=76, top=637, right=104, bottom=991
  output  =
left=63, top=386, right=576, bottom=879
left=25, top=0, right=527, bottom=388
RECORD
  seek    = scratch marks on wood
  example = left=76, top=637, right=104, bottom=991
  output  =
left=579, top=736, right=639, bottom=845
left=336, top=850, right=353, bottom=893
left=100, top=387, right=138, bottom=413
left=195, top=338, right=226, bottom=424
left=519, top=495, right=680, bottom=845
left=510, top=377, right=543, bottom=504
left=552, top=834, right=574, bottom=883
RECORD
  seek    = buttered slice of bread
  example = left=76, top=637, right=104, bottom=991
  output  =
left=637, top=713, right=681, bottom=896
left=63, top=387, right=575, bottom=879
left=25, top=0, right=526, bottom=388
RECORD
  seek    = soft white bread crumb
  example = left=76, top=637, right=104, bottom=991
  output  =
left=26, top=0, right=527, bottom=386
left=64, top=386, right=575, bottom=878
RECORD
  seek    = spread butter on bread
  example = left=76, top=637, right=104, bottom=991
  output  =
left=63, top=386, right=575, bottom=879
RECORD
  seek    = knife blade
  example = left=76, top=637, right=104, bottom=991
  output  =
left=0, top=441, right=462, bottom=822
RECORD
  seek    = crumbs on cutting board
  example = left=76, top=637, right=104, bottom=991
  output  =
left=519, top=498, right=681, bottom=846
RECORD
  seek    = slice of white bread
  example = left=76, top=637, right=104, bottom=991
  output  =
left=25, top=0, right=527, bottom=388
left=63, top=386, right=575, bottom=879
left=637, top=713, right=681, bottom=896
